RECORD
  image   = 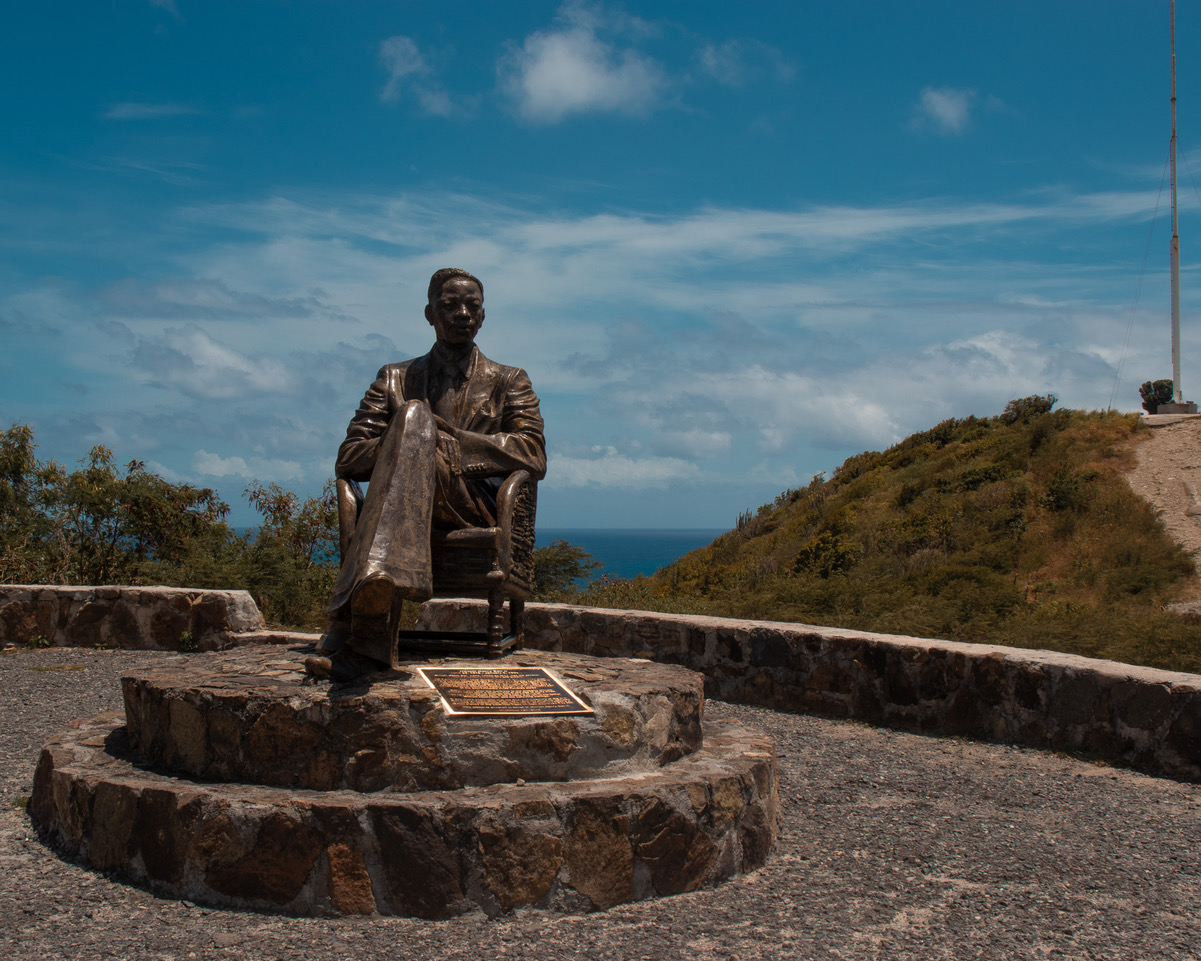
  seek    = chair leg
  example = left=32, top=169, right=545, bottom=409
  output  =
left=510, top=598, right=525, bottom=650
left=487, top=588, right=506, bottom=647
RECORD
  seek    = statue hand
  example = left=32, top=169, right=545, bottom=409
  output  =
left=435, top=426, right=461, bottom=470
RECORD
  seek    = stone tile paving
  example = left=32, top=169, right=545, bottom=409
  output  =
left=3, top=647, right=1201, bottom=960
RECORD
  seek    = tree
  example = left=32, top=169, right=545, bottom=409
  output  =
left=239, top=480, right=340, bottom=628
left=1000, top=394, right=1057, bottom=424
left=1139, top=379, right=1175, bottom=414
left=0, top=424, right=231, bottom=585
left=0, top=423, right=62, bottom=583
left=532, top=540, right=602, bottom=597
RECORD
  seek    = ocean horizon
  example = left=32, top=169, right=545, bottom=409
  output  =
left=233, top=526, right=727, bottom=582
left=535, top=528, right=726, bottom=581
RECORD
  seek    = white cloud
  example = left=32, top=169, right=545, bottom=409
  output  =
left=694, top=39, right=793, bottom=87
left=546, top=447, right=701, bottom=489
left=144, top=460, right=185, bottom=483
left=193, top=450, right=303, bottom=482
left=379, top=36, right=425, bottom=102
left=100, top=277, right=325, bottom=320
left=378, top=35, right=456, bottom=117
left=4, top=177, right=1180, bottom=525
left=913, top=86, right=977, bottom=135
left=132, top=325, right=292, bottom=400
left=654, top=428, right=732, bottom=459
left=498, top=3, right=667, bottom=122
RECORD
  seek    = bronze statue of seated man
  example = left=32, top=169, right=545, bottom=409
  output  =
left=306, top=268, right=546, bottom=680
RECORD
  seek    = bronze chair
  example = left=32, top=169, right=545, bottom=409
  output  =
left=335, top=471, right=537, bottom=658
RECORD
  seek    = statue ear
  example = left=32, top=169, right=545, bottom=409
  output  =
left=477, top=307, right=485, bottom=328
left=425, top=303, right=435, bottom=326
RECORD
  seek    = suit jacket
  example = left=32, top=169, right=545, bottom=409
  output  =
left=335, top=346, right=546, bottom=484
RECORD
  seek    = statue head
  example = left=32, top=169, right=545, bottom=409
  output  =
left=425, top=267, right=485, bottom=351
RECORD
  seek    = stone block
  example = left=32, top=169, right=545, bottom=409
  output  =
left=1050, top=671, right=1103, bottom=729
left=635, top=796, right=716, bottom=895
left=479, top=821, right=564, bottom=911
left=205, top=812, right=323, bottom=905
left=327, top=843, right=376, bottom=915
left=563, top=794, right=633, bottom=910
left=1113, top=680, right=1172, bottom=731
left=371, top=804, right=466, bottom=918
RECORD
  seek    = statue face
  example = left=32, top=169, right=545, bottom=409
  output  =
left=425, top=277, right=484, bottom=349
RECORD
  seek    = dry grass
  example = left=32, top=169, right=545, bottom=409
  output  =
left=573, top=408, right=1201, bottom=673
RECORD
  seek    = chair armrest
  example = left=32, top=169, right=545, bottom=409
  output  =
left=496, top=470, right=537, bottom=589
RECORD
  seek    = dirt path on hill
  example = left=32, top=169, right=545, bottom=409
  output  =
left=1125, top=415, right=1201, bottom=601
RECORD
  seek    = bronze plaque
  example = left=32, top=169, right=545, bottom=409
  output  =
left=417, top=666, right=593, bottom=716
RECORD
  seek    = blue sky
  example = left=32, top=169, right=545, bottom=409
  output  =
left=3, top=1, right=1200, bottom=528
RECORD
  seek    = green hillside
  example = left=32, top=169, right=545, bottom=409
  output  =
left=571, top=399, right=1201, bottom=673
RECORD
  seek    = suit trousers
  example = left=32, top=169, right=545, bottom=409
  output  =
left=327, top=400, right=438, bottom=623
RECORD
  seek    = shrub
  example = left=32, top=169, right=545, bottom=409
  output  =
left=792, top=531, right=861, bottom=579
left=1000, top=394, right=1057, bottom=424
left=1139, top=379, right=1175, bottom=414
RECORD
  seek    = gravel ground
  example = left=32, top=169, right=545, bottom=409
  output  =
left=3, top=647, right=1201, bottom=960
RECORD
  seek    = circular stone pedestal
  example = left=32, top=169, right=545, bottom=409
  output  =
left=31, top=645, right=777, bottom=918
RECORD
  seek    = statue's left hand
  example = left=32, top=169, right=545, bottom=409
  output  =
left=434, top=419, right=462, bottom=471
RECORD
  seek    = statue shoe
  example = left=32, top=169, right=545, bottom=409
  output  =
left=351, top=574, right=394, bottom=617
left=327, top=648, right=383, bottom=682
left=303, top=649, right=380, bottom=682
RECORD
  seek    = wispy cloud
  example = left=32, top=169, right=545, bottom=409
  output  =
left=913, top=86, right=977, bottom=135
left=547, top=447, right=701, bottom=489
left=498, top=1, right=668, bottom=123
left=130, top=325, right=293, bottom=400
left=98, top=278, right=328, bottom=321
left=193, top=450, right=303, bottom=482
left=103, top=102, right=199, bottom=120
left=375, top=4, right=791, bottom=125
left=693, top=39, right=793, bottom=87
left=378, top=35, right=456, bottom=117
left=1, top=180, right=1177, bottom=522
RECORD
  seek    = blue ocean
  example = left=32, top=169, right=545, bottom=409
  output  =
left=535, top=528, right=726, bottom=580
left=234, top=525, right=726, bottom=580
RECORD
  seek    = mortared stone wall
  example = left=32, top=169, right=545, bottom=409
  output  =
left=421, top=599, right=1201, bottom=783
left=0, top=585, right=279, bottom=651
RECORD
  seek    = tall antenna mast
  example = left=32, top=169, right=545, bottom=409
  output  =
left=1171, top=0, right=1183, bottom=402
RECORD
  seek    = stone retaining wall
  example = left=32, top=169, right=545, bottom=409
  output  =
left=0, top=585, right=267, bottom=652
left=421, top=600, right=1201, bottom=783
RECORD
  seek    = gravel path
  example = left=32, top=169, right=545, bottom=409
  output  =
left=4, top=647, right=1201, bottom=960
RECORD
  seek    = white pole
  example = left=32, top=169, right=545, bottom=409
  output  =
left=1172, top=0, right=1183, bottom=403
